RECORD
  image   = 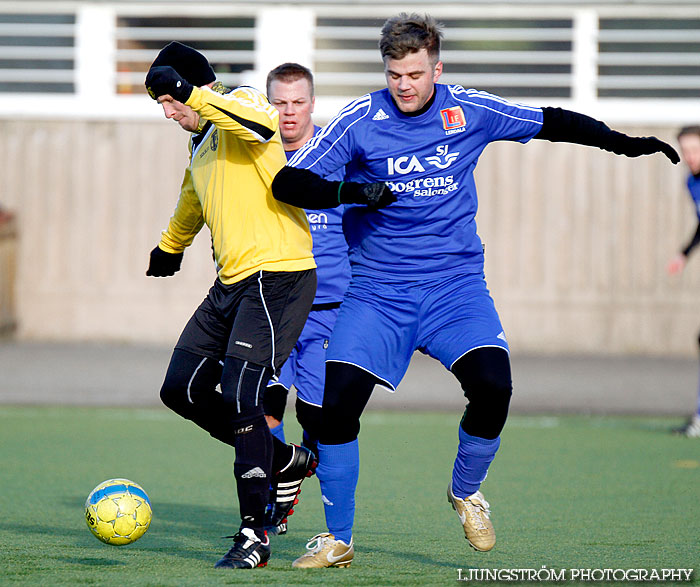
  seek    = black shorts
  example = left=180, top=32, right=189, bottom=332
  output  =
left=175, top=269, right=316, bottom=373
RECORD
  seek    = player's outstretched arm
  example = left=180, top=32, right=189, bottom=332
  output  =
left=272, top=166, right=396, bottom=210
left=535, top=107, right=680, bottom=164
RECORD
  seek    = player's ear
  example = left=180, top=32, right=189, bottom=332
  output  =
left=433, top=60, right=443, bottom=82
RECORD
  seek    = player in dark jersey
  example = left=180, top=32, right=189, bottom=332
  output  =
left=262, top=63, right=350, bottom=535
left=667, top=126, right=700, bottom=438
left=272, top=14, right=679, bottom=567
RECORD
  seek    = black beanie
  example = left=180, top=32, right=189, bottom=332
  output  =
left=150, top=41, right=216, bottom=86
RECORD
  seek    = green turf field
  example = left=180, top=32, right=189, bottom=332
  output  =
left=0, top=406, right=698, bottom=586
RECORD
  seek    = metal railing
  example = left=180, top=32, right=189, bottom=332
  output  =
left=0, top=2, right=699, bottom=123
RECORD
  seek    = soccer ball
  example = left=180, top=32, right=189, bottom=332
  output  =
left=85, top=478, right=152, bottom=545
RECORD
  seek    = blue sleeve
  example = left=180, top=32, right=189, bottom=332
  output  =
left=455, top=88, right=543, bottom=144
left=688, top=176, right=700, bottom=220
left=287, top=94, right=371, bottom=177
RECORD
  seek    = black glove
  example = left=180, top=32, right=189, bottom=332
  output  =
left=145, top=66, right=193, bottom=103
left=608, top=134, right=680, bottom=164
left=146, top=246, right=184, bottom=277
left=339, top=181, right=397, bottom=210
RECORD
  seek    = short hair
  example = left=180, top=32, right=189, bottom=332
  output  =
left=266, top=63, right=314, bottom=97
left=379, top=13, right=443, bottom=64
left=677, top=126, right=700, bottom=141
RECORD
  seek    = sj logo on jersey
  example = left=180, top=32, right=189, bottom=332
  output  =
left=440, top=106, right=466, bottom=136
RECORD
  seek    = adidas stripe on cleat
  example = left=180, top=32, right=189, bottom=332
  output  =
left=265, top=521, right=287, bottom=536
left=447, top=481, right=496, bottom=552
left=265, top=444, right=317, bottom=532
left=214, top=528, right=271, bottom=569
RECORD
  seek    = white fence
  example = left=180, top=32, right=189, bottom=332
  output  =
left=0, top=1, right=699, bottom=123
left=2, top=2, right=700, bottom=355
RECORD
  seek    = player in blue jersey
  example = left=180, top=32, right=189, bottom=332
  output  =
left=272, top=13, right=679, bottom=567
left=262, top=63, right=351, bottom=534
left=667, top=126, right=700, bottom=438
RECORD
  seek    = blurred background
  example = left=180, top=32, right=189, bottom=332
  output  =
left=1, top=0, right=700, bottom=412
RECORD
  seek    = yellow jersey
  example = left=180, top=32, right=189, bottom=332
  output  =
left=158, top=84, right=315, bottom=285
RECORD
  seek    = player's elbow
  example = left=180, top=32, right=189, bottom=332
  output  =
left=271, top=166, right=300, bottom=205
left=272, top=166, right=341, bottom=210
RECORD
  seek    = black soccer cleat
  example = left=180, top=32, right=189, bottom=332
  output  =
left=214, top=528, right=271, bottom=569
left=264, top=444, right=317, bottom=532
left=265, top=521, right=287, bottom=536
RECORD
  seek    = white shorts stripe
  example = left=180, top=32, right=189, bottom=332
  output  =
left=258, top=270, right=276, bottom=372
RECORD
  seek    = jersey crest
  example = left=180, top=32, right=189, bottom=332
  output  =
left=440, top=106, right=466, bottom=135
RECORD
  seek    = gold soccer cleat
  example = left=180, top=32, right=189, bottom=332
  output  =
left=447, top=481, right=496, bottom=552
left=292, top=532, right=354, bottom=568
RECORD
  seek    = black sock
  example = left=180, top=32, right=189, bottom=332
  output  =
left=302, top=430, right=318, bottom=458
left=233, top=414, right=273, bottom=536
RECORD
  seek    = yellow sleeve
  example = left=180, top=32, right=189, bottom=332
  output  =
left=185, top=85, right=279, bottom=143
left=158, top=163, right=205, bottom=253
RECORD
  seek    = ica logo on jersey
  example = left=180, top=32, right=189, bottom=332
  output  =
left=387, top=145, right=460, bottom=175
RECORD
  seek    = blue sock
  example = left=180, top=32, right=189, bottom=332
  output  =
left=452, top=427, right=501, bottom=498
left=317, top=440, right=359, bottom=544
left=269, top=421, right=285, bottom=443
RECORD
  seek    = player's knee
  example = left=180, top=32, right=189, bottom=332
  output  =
left=320, top=383, right=359, bottom=443
left=263, top=383, right=289, bottom=422
left=474, top=369, right=513, bottom=407
left=319, top=362, right=377, bottom=445
left=159, top=350, right=221, bottom=415
left=295, top=398, right=322, bottom=441
left=159, top=378, right=186, bottom=414
left=453, top=347, right=512, bottom=439
left=320, top=387, right=362, bottom=444
left=322, top=410, right=360, bottom=445
left=159, top=365, right=192, bottom=416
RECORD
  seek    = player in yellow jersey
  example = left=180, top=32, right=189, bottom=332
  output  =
left=143, top=42, right=322, bottom=570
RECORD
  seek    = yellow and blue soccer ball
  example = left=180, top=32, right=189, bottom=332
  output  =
left=85, top=478, right=152, bottom=545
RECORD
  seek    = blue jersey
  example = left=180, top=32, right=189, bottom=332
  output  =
left=288, top=84, right=543, bottom=278
left=286, top=126, right=350, bottom=304
left=687, top=174, right=700, bottom=220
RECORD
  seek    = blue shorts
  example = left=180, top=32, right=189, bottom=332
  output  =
left=270, top=306, right=339, bottom=407
left=326, top=273, right=508, bottom=390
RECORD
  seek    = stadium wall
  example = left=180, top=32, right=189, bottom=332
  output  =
left=2, top=118, right=699, bottom=356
